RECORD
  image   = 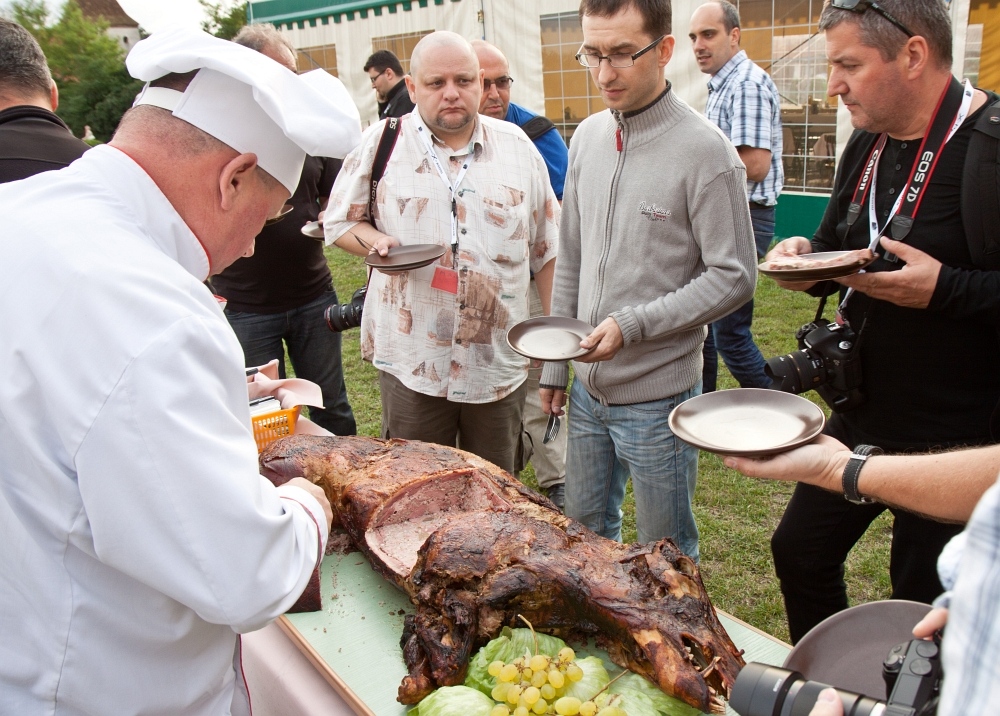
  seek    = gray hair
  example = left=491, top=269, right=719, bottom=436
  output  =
left=0, top=18, right=53, bottom=101
left=717, top=1, right=740, bottom=33
left=232, top=23, right=295, bottom=57
left=819, top=0, right=952, bottom=67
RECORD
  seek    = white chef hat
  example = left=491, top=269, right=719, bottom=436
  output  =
left=126, top=26, right=361, bottom=193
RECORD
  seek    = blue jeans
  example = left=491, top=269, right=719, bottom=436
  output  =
left=702, top=205, right=774, bottom=391
left=565, top=380, right=701, bottom=559
left=225, top=289, right=357, bottom=436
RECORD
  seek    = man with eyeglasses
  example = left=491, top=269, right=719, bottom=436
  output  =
left=763, top=0, right=1000, bottom=649
left=363, top=49, right=415, bottom=119
left=539, top=0, right=756, bottom=559
left=472, top=39, right=570, bottom=509
left=688, top=1, right=783, bottom=395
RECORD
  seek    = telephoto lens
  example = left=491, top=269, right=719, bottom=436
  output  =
left=730, top=663, right=886, bottom=716
left=324, top=287, right=367, bottom=332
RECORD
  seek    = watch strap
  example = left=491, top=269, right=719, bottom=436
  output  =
left=843, top=444, right=884, bottom=504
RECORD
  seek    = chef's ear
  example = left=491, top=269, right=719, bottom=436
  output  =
left=218, top=153, right=260, bottom=211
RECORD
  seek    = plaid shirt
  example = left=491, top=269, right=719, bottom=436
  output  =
left=937, top=474, right=1000, bottom=713
left=705, top=50, right=783, bottom=206
left=325, top=115, right=558, bottom=404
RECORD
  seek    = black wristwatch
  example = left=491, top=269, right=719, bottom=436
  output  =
left=842, top=444, right=884, bottom=504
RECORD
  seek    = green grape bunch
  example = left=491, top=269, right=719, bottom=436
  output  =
left=484, top=646, right=623, bottom=716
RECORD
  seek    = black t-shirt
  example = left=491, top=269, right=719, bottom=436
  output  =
left=212, top=155, right=341, bottom=313
left=0, top=105, right=90, bottom=184
left=811, top=90, right=1000, bottom=452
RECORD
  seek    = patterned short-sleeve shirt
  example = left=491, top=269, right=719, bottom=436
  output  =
left=325, top=115, right=559, bottom=403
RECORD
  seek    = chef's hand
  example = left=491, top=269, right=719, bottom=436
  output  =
left=540, top=387, right=566, bottom=417
left=764, top=236, right=818, bottom=292
left=835, top=237, right=940, bottom=309
left=913, top=607, right=949, bottom=640
left=287, top=476, right=333, bottom=531
left=723, top=435, right=851, bottom=494
left=576, top=317, right=624, bottom=363
left=809, top=689, right=843, bottom=716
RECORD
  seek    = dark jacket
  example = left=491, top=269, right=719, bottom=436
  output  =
left=0, top=105, right=90, bottom=184
left=379, top=80, right=415, bottom=119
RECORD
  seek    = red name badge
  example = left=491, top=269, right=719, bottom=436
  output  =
left=431, top=266, right=459, bottom=294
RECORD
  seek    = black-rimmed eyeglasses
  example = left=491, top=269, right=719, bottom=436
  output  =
left=576, top=35, right=666, bottom=69
left=369, top=69, right=386, bottom=85
left=483, top=76, right=513, bottom=91
left=831, top=0, right=915, bottom=38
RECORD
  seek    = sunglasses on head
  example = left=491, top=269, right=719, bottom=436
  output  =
left=830, top=0, right=915, bottom=38
left=483, top=76, right=513, bottom=91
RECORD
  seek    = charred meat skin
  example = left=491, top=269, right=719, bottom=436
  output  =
left=260, top=435, right=744, bottom=714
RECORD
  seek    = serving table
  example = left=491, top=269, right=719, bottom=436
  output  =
left=243, top=550, right=790, bottom=716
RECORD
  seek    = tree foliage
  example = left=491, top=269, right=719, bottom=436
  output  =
left=11, top=0, right=142, bottom=142
left=200, top=1, right=247, bottom=40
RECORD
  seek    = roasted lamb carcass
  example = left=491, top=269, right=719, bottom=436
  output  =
left=260, top=435, right=745, bottom=714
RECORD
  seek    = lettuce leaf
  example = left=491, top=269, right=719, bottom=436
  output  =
left=407, top=685, right=494, bottom=716
left=609, top=672, right=701, bottom=716
left=464, top=627, right=570, bottom=696
left=561, top=656, right=610, bottom=702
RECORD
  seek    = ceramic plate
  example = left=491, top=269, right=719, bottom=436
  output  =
left=364, top=244, right=447, bottom=271
left=668, top=388, right=825, bottom=456
left=784, top=600, right=933, bottom=698
left=265, top=204, right=293, bottom=225
left=506, top=317, right=595, bottom=361
left=301, top=221, right=324, bottom=240
left=758, top=251, right=877, bottom=282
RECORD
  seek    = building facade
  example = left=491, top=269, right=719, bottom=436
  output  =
left=248, top=0, right=998, bottom=237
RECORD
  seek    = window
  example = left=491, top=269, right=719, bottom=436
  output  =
left=297, top=44, right=338, bottom=76
left=539, top=12, right=605, bottom=145
left=371, top=31, right=433, bottom=74
left=737, top=0, right=836, bottom=193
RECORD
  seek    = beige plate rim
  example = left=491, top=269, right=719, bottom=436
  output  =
left=506, top=316, right=596, bottom=361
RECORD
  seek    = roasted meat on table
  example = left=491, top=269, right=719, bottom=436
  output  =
left=260, top=435, right=745, bottom=714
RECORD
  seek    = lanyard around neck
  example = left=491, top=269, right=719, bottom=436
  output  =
left=839, top=77, right=973, bottom=310
left=412, top=114, right=475, bottom=263
left=846, top=78, right=973, bottom=249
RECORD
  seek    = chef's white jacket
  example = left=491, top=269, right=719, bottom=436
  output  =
left=0, top=146, right=329, bottom=715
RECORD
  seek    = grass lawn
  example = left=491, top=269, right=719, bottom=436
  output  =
left=323, top=246, right=892, bottom=643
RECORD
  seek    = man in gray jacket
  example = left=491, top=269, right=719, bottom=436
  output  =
left=540, top=0, right=755, bottom=559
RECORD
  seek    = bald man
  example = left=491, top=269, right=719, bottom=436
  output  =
left=0, top=18, right=89, bottom=183
left=324, top=31, right=559, bottom=474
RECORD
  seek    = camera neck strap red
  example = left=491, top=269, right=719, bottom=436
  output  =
left=845, top=77, right=973, bottom=250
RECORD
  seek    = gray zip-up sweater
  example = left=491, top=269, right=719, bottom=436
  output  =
left=541, top=87, right=756, bottom=405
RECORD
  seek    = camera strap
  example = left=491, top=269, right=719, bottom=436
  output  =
left=845, top=77, right=973, bottom=251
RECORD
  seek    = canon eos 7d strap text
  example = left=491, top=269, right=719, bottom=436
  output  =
left=845, top=78, right=974, bottom=258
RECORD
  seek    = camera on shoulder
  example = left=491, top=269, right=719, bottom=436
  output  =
left=765, top=319, right=865, bottom=413
left=732, top=636, right=942, bottom=716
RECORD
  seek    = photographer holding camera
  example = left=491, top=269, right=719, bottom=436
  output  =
left=763, top=0, right=1000, bottom=646
left=726, top=439, right=1000, bottom=715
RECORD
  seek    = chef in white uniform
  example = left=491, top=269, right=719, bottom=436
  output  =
left=0, top=28, right=361, bottom=715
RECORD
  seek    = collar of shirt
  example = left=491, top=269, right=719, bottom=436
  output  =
left=80, top=145, right=210, bottom=280
left=425, top=114, right=485, bottom=159
left=707, top=49, right=749, bottom=93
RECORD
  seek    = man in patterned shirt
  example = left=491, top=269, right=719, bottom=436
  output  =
left=689, top=0, right=783, bottom=392
left=324, top=31, right=558, bottom=473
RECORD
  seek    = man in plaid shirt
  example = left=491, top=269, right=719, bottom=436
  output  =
left=689, top=0, right=783, bottom=392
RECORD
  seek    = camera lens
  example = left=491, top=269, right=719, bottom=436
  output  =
left=731, top=663, right=885, bottom=716
left=324, top=287, right=366, bottom=332
left=764, top=350, right=824, bottom=394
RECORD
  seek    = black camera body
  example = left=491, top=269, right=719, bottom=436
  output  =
left=324, top=287, right=366, bottom=332
left=731, top=638, right=942, bottom=716
left=765, top=320, right=865, bottom=413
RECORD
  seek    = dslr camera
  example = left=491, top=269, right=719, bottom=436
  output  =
left=732, top=637, right=942, bottom=716
left=324, top=287, right=366, bottom=332
left=765, top=320, right=865, bottom=413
